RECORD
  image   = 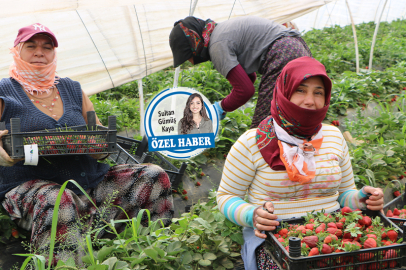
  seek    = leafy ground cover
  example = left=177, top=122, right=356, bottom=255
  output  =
left=5, top=19, right=406, bottom=269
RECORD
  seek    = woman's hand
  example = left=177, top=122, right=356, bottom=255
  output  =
left=0, top=130, right=24, bottom=167
left=363, top=186, right=384, bottom=211
left=253, top=201, right=279, bottom=239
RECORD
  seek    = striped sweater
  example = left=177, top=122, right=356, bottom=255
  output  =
left=216, top=125, right=367, bottom=228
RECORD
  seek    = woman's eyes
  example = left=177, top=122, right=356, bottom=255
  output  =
left=315, top=91, right=325, bottom=96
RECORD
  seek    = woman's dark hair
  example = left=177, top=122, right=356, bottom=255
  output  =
left=180, top=93, right=209, bottom=134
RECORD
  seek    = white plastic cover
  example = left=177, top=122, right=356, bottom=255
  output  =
left=293, top=0, right=406, bottom=32
left=0, top=0, right=404, bottom=95
left=0, top=0, right=330, bottom=95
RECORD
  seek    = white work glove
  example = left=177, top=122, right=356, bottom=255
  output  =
left=0, top=130, right=24, bottom=167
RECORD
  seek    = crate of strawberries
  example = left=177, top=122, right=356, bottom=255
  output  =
left=383, top=184, right=406, bottom=227
left=0, top=111, right=117, bottom=159
left=265, top=207, right=406, bottom=270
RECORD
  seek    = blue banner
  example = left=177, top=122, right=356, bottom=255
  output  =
left=148, top=133, right=215, bottom=152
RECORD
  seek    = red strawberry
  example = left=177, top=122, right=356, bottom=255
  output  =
left=357, top=252, right=374, bottom=262
left=274, top=234, right=280, bottom=238
left=326, top=227, right=337, bottom=235
left=386, top=209, right=394, bottom=217
left=393, top=208, right=401, bottom=216
left=400, top=175, right=405, bottom=179
left=387, top=230, right=398, bottom=242
left=403, top=87, right=406, bottom=90
left=343, top=232, right=352, bottom=239
left=335, top=222, right=343, bottom=229
left=308, top=247, right=319, bottom=256
left=278, top=228, right=288, bottom=238
left=366, top=66, right=369, bottom=69
left=223, top=154, right=227, bottom=158
left=303, top=236, right=318, bottom=248
left=305, top=224, right=314, bottom=230
left=394, top=191, right=401, bottom=197
left=11, top=228, right=18, bottom=238
left=384, top=249, right=397, bottom=259
left=278, top=237, right=285, bottom=243
left=366, top=234, right=377, bottom=240
left=363, top=238, right=377, bottom=249
left=184, top=196, right=188, bottom=200
left=200, top=172, right=205, bottom=177
left=172, top=189, right=177, bottom=193
left=334, top=229, right=343, bottom=238
left=182, top=190, right=187, bottom=195
left=196, top=182, right=201, bottom=186
left=321, top=243, right=333, bottom=254
left=341, top=206, right=352, bottom=215
left=361, top=216, right=372, bottom=227
left=327, top=222, right=337, bottom=228
left=324, top=235, right=333, bottom=244
left=315, top=223, right=326, bottom=233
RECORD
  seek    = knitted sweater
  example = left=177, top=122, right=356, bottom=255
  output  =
left=216, top=125, right=367, bottom=228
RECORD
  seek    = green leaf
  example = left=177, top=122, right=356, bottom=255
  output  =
left=167, top=241, right=182, bottom=254
left=200, top=211, right=215, bottom=223
left=102, top=257, right=118, bottom=270
left=187, top=235, right=200, bottom=243
left=198, top=259, right=212, bottom=266
left=153, top=246, right=166, bottom=258
left=88, top=265, right=108, bottom=270
left=180, top=251, right=193, bottom=265
left=230, top=233, right=244, bottom=245
left=144, top=247, right=158, bottom=262
left=97, top=246, right=115, bottom=262
left=221, top=258, right=234, bottom=269
left=203, top=253, right=217, bottom=261
left=193, top=253, right=203, bottom=261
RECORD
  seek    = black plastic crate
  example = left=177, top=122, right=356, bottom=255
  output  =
left=383, top=185, right=406, bottom=227
left=1, top=111, right=117, bottom=159
left=108, top=135, right=187, bottom=189
left=264, top=210, right=406, bottom=270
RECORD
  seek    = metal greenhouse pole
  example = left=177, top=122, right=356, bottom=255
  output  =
left=135, top=6, right=148, bottom=136
left=369, top=0, right=389, bottom=71
left=345, top=0, right=360, bottom=73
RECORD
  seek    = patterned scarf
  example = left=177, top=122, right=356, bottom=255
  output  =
left=9, top=43, right=59, bottom=95
left=256, top=57, right=332, bottom=179
left=169, top=16, right=217, bottom=67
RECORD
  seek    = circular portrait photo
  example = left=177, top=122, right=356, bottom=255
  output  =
left=144, top=87, right=219, bottom=159
left=178, top=93, right=213, bottom=135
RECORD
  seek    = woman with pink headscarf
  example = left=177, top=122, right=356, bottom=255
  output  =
left=0, top=23, right=174, bottom=265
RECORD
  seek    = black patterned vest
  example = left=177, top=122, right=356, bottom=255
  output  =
left=0, top=78, right=110, bottom=199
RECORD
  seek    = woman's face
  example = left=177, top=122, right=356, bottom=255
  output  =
left=20, top=34, right=55, bottom=66
left=290, top=76, right=325, bottom=110
left=190, top=96, right=203, bottom=115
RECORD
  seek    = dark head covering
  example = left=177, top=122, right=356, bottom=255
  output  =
left=169, top=16, right=217, bottom=67
left=256, top=56, right=332, bottom=170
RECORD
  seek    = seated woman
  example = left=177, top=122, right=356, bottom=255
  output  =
left=0, top=23, right=173, bottom=264
left=178, top=93, right=213, bottom=135
left=216, top=57, right=384, bottom=270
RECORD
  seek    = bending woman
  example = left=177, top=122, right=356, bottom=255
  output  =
left=178, top=93, right=213, bottom=134
left=169, top=16, right=312, bottom=127
left=216, top=57, right=383, bottom=269
left=0, top=23, right=173, bottom=264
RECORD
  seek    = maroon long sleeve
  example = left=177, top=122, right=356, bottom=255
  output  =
left=221, top=64, right=256, bottom=112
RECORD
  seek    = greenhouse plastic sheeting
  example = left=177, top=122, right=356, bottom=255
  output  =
left=293, top=0, right=406, bottom=32
left=0, top=0, right=405, bottom=94
left=0, top=0, right=330, bottom=95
